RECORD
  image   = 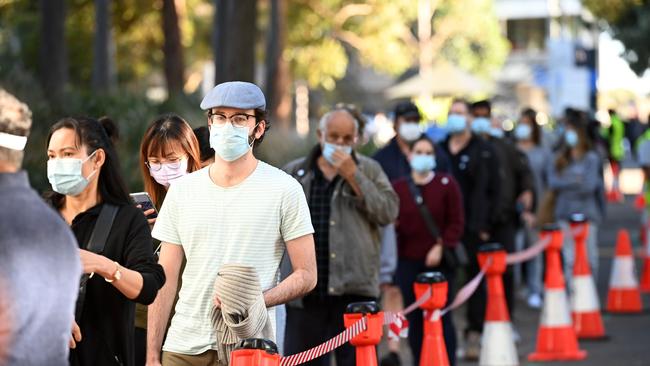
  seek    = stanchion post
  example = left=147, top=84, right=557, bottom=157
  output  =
left=414, top=272, right=449, bottom=366
left=230, top=338, right=281, bottom=366
left=344, top=301, right=383, bottom=366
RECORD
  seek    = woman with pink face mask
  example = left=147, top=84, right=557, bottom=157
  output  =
left=135, top=114, right=201, bottom=365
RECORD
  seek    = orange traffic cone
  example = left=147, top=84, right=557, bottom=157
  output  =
left=569, top=215, right=606, bottom=339
left=606, top=230, right=643, bottom=313
left=478, top=243, right=518, bottom=366
left=607, top=161, right=624, bottom=203
left=641, top=224, right=650, bottom=293
left=529, top=224, right=587, bottom=362
left=230, top=339, right=281, bottom=366
left=414, top=272, right=449, bottom=366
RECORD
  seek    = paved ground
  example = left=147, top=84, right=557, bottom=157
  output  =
left=378, top=194, right=650, bottom=366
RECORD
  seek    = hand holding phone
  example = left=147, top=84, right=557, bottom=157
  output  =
left=130, top=192, right=158, bottom=219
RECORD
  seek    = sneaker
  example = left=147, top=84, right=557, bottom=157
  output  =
left=379, top=351, right=401, bottom=366
left=463, top=331, right=481, bottom=361
left=527, top=293, right=543, bottom=309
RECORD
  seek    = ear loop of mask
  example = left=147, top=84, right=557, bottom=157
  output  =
left=84, top=150, right=99, bottom=181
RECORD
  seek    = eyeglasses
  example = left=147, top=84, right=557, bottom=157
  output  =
left=208, top=112, right=256, bottom=128
left=146, top=157, right=184, bottom=171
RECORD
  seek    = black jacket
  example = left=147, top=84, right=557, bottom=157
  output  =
left=439, top=135, right=495, bottom=235
left=63, top=203, right=165, bottom=366
left=372, top=137, right=451, bottom=182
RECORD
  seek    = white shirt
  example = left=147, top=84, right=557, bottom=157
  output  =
left=152, top=162, right=314, bottom=355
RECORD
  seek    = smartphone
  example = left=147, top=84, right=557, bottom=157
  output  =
left=130, top=192, right=158, bottom=219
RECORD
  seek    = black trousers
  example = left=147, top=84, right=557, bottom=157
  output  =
left=464, top=232, right=486, bottom=334
left=285, top=294, right=376, bottom=366
left=395, top=259, right=457, bottom=366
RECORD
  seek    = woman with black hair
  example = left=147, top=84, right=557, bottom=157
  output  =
left=45, top=117, right=165, bottom=366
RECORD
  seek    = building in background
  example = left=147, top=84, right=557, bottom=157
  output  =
left=494, top=0, right=598, bottom=119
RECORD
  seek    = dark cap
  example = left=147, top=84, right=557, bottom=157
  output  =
left=394, top=101, right=421, bottom=120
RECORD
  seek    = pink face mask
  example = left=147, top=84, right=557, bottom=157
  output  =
left=149, top=159, right=189, bottom=187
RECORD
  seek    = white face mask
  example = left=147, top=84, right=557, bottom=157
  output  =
left=47, top=151, right=98, bottom=196
left=209, top=122, right=257, bottom=162
left=398, top=122, right=421, bottom=142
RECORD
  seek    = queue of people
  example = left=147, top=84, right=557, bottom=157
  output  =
left=0, top=82, right=610, bottom=366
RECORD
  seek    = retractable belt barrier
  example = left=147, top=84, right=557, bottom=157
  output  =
left=247, top=237, right=553, bottom=366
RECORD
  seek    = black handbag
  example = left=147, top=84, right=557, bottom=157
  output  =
left=406, top=177, right=468, bottom=267
left=75, top=204, right=118, bottom=321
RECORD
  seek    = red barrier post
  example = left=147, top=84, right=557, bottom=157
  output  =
left=414, top=272, right=449, bottom=366
left=344, top=301, right=383, bottom=366
left=230, top=338, right=281, bottom=366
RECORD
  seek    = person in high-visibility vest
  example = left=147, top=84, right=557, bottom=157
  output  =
left=602, top=110, right=625, bottom=202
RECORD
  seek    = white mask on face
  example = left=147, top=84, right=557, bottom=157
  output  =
left=47, top=151, right=98, bottom=196
left=398, top=122, right=421, bottom=142
left=209, top=122, right=257, bottom=162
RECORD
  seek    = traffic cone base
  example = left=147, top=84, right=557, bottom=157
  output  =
left=607, top=254, right=643, bottom=313
left=528, top=327, right=587, bottom=361
left=479, top=322, right=518, bottom=366
left=571, top=275, right=606, bottom=338
left=641, top=259, right=650, bottom=293
left=528, top=289, right=586, bottom=361
left=607, top=289, right=642, bottom=313
left=641, top=233, right=650, bottom=292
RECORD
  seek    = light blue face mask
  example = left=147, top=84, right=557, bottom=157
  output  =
left=47, top=151, right=97, bottom=196
left=446, top=114, right=467, bottom=134
left=322, top=142, right=352, bottom=165
left=410, top=154, right=436, bottom=173
left=514, top=124, right=532, bottom=140
left=209, top=122, right=257, bottom=162
left=489, top=127, right=504, bottom=138
left=471, top=117, right=491, bottom=134
left=565, top=130, right=579, bottom=147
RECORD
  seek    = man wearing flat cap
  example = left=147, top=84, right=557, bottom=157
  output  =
left=147, top=81, right=317, bottom=366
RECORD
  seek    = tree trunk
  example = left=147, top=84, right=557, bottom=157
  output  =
left=213, top=0, right=257, bottom=85
left=92, top=0, right=117, bottom=92
left=39, top=0, right=68, bottom=98
left=162, top=0, right=185, bottom=98
left=265, top=0, right=292, bottom=127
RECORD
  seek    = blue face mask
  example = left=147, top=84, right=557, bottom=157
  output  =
left=209, top=122, right=256, bottom=162
left=410, top=154, right=436, bottom=173
left=446, top=114, right=467, bottom=134
left=322, top=142, right=353, bottom=165
left=489, top=127, right=504, bottom=138
left=47, top=151, right=98, bottom=196
left=514, top=124, right=532, bottom=140
left=471, top=117, right=491, bottom=134
left=565, top=130, right=579, bottom=147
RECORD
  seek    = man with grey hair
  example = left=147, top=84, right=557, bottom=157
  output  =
left=283, top=107, right=399, bottom=365
left=0, top=89, right=81, bottom=365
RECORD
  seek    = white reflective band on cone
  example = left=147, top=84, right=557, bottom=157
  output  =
left=479, top=321, right=519, bottom=366
left=0, top=132, right=27, bottom=151
left=609, top=257, right=639, bottom=288
left=571, top=275, right=601, bottom=312
left=541, top=289, right=572, bottom=327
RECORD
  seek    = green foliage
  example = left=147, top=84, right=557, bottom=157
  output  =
left=285, top=0, right=508, bottom=90
left=585, top=0, right=650, bottom=75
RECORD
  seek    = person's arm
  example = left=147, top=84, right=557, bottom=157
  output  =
left=340, top=158, right=399, bottom=226
left=145, top=243, right=184, bottom=366
left=264, top=234, right=316, bottom=307
left=79, top=209, right=165, bottom=303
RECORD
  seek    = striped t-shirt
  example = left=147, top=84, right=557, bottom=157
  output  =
left=152, top=161, right=314, bottom=355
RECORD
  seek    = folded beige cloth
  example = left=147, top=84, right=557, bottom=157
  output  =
left=211, top=264, right=274, bottom=364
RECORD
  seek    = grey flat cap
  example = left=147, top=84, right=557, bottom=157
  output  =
left=200, top=81, right=266, bottom=110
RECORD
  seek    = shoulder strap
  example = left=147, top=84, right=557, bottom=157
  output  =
left=86, top=204, right=119, bottom=254
left=76, top=204, right=118, bottom=322
left=406, top=177, right=440, bottom=240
